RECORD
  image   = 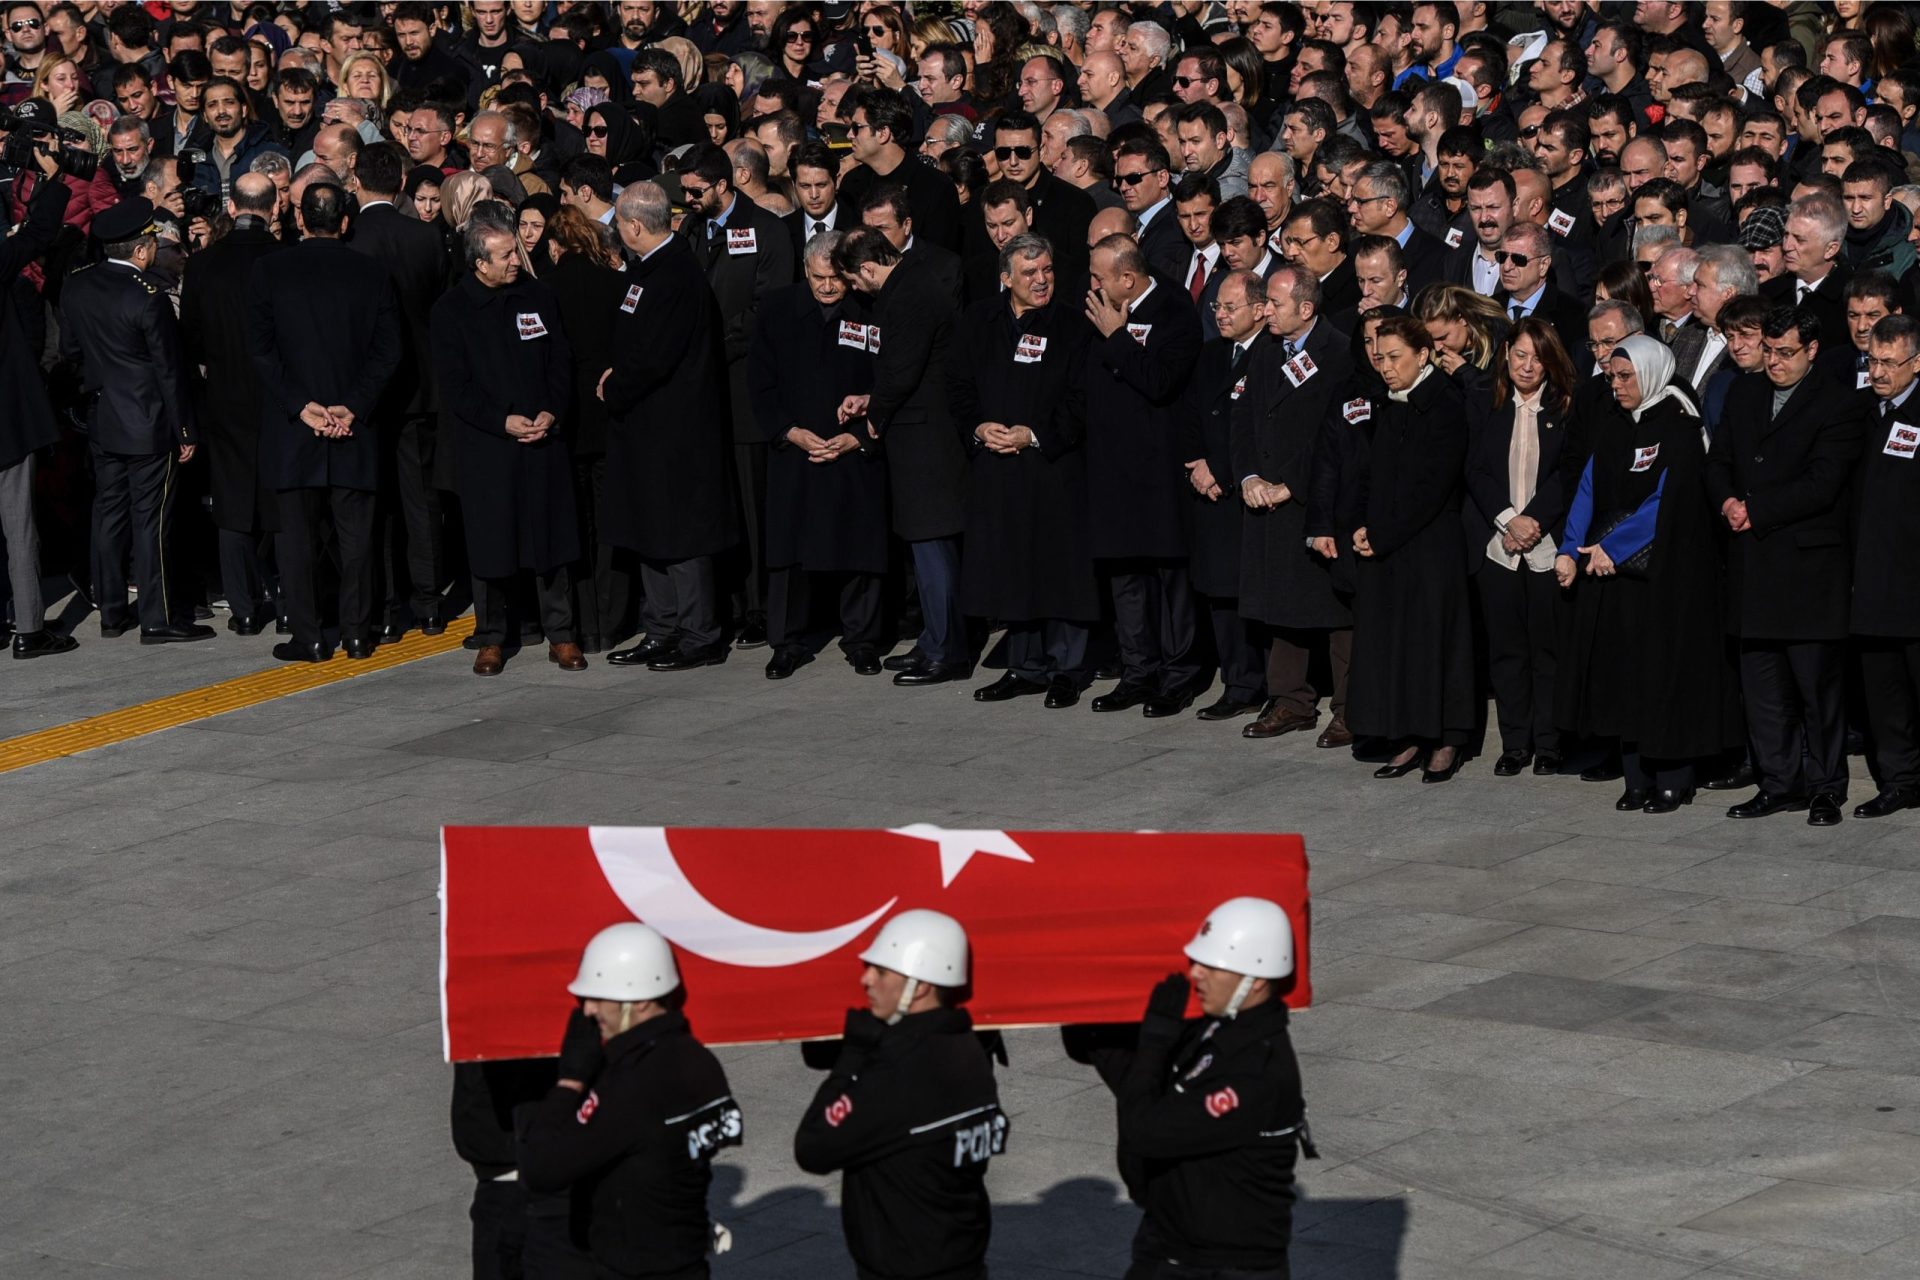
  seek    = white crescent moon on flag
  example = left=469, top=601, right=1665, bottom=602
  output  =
left=588, top=826, right=897, bottom=968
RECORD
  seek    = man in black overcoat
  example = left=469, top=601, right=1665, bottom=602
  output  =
left=61, top=197, right=211, bottom=644
left=748, top=234, right=888, bottom=679
left=180, top=174, right=289, bottom=635
left=831, top=227, right=971, bottom=686
left=1179, top=269, right=1270, bottom=723
left=601, top=181, right=742, bottom=672
left=347, top=141, right=453, bottom=639
left=1708, top=304, right=1867, bottom=826
left=245, top=182, right=402, bottom=662
left=954, top=232, right=1101, bottom=708
left=682, top=142, right=797, bottom=649
left=1853, top=314, right=1920, bottom=818
left=430, top=220, right=584, bottom=678
left=1083, top=231, right=1206, bottom=716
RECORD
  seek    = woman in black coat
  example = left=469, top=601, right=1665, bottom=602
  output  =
left=1554, top=334, right=1742, bottom=813
left=1465, top=318, right=1580, bottom=777
left=1345, top=315, right=1478, bottom=782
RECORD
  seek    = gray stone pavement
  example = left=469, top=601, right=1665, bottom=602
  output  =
left=3, top=626, right=1920, bottom=1278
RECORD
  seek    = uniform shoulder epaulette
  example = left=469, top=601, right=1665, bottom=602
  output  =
left=71, top=262, right=95, bottom=274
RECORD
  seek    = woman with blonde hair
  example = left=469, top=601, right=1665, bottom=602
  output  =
left=909, top=14, right=957, bottom=63
left=1412, top=283, right=1507, bottom=380
left=338, top=51, right=391, bottom=107
left=31, top=55, right=84, bottom=115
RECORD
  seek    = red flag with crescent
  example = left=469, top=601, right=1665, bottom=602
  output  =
left=440, top=825, right=1311, bottom=1062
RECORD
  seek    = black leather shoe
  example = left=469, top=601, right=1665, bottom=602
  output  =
left=974, top=672, right=1043, bottom=702
left=847, top=648, right=882, bottom=676
left=1044, top=677, right=1080, bottom=709
left=273, top=640, right=328, bottom=663
left=1094, top=662, right=1122, bottom=681
left=1196, top=693, right=1264, bottom=721
left=765, top=650, right=809, bottom=680
left=1143, top=690, right=1196, bottom=718
left=1375, top=751, right=1424, bottom=779
left=647, top=645, right=726, bottom=672
left=344, top=637, right=376, bottom=660
left=1703, top=762, right=1758, bottom=791
left=1493, top=749, right=1532, bottom=777
left=1616, top=788, right=1651, bottom=810
left=734, top=620, right=769, bottom=649
left=1643, top=788, right=1694, bottom=814
left=894, top=660, right=966, bottom=687
left=1807, top=793, right=1844, bottom=827
left=275, top=615, right=293, bottom=636
left=607, top=638, right=671, bottom=667
left=99, top=617, right=136, bottom=639
left=227, top=615, right=267, bottom=636
left=1533, top=750, right=1564, bottom=776
left=882, top=647, right=925, bottom=672
left=1855, top=788, right=1920, bottom=819
left=377, top=624, right=407, bottom=644
left=12, top=630, right=77, bottom=659
left=140, top=623, right=216, bottom=644
left=1422, top=751, right=1464, bottom=784
left=1581, top=759, right=1624, bottom=782
left=1090, top=681, right=1153, bottom=713
left=1727, top=791, right=1810, bottom=819
left=420, top=614, right=447, bottom=637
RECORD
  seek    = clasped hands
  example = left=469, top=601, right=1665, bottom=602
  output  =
left=787, top=425, right=864, bottom=462
left=300, top=401, right=355, bottom=439
left=506, top=411, right=556, bottom=444
left=1500, top=514, right=1542, bottom=555
left=976, top=421, right=1036, bottom=454
left=1553, top=543, right=1616, bottom=587
left=1240, top=475, right=1291, bottom=509
left=1184, top=458, right=1222, bottom=500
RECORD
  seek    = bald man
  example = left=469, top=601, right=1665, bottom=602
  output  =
left=1076, top=51, right=1141, bottom=128
left=1511, top=165, right=1597, bottom=297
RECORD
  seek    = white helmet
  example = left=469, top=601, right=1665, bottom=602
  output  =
left=567, top=923, right=681, bottom=1002
left=860, top=909, right=970, bottom=987
left=1185, top=897, right=1295, bottom=980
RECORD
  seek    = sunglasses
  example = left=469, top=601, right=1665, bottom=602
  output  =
left=994, top=145, right=1035, bottom=161
left=1172, top=75, right=1196, bottom=88
left=1113, top=169, right=1164, bottom=187
left=864, top=25, right=888, bottom=37
left=681, top=183, right=711, bottom=199
left=585, top=124, right=611, bottom=137
left=786, top=30, right=815, bottom=43
left=1519, top=124, right=1541, bottom=138
left=9, top=16, right=40, bottom=30
left=1494, top=251, right=1535, bottom=267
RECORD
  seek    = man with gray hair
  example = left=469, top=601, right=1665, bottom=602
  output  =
left=1040, top=109, right=1089, bottom=174
left=602, top=182, right=741, bottom=671
left=1764, top=192, right=1851, bottom=363
left=1345, top=158, right=1444, bottom=293
left=1051, top=4, right=1089, bottom=64
left=107, top=116, right=154, bottom=189
left=1119, top=18, right=1172, bottom=98
left=920, top=113, right=973, bottom=160
left=1500, top=220, right=1591, bottom=374
left=1646, top=244, right=1706, bottom=371
left=1689, top=243, right=1759, bottom=388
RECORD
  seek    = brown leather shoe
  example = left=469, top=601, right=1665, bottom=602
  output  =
left=1243, top=704, right=1318, bottom=739
left=472, top=645, right=505, bottom=676
left=549, top=642, right=588, bottom=671
left=1316, top=718, right=1354, bottom=749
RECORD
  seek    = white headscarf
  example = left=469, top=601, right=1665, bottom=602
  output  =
left=1612, top=333, right=1699, bottom=423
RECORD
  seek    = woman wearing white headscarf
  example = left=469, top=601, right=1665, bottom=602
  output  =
left=1554, top=334, right=1742, bottom=814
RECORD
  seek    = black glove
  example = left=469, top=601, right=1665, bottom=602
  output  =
left=557, top=1008, right=605, bottom=1084
left=1146, top=973, right=1191, bottom=1022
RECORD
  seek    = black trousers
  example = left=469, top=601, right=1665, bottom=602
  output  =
left=1622, top=743, right=1695, bottom=793
left=569, top=456, right=634, bottom=647
left=1477, top=565, right=1561, bottom=753
left=469, top=1179, right=528, bottom=1280
left=377, top=414, right=445, bottom=625
left=1740, top=639, right=1849, bottom=797
left=1859, top=636, right=1920, bottom=791
left=1264, top=624, right=1351, bottom=721
left=766, top=564, right=883, bottom=655
left=727, top=438, right=768, bottom=621
left=1106, top=558, right=1202, bottom=695
left=217, top=526, right=277, bottom=623
left=276, top=485, right=376, bottom=647
left=640, top=554, right=721, bottom=651
left=1201, top=594, right=1264, bottom=703
left=1004, top=619, right=1090, bottom=684
left=90, top=446, right=179, bottom=630
left=473, top=567, right=576, bottom=647
left=1124, top=1256, right=1285, bottom=1280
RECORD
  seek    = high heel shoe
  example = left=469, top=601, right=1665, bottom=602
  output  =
left=1421, top=750, right=1463, bottom=784
left=1374, top=750, right=1424, bottom=779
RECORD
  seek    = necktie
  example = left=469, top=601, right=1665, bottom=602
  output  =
left=1660, top=320, right=1677, bottom=343
left=1511, top=303, right=1525, bottom=321
left=1796, top=279, right=1810, bottom=302
left=1282, top=338, right=1296, bottom=360
left=1883, top=399, right=1894, bottom=420
left=706, top=220, right=718, bottom=242
left=1187, top=253, right=1208, bottom=302
left=1229, top=343, right=1250, bottom=379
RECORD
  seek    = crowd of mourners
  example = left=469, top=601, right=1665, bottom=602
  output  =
left=2, top=0, right=1919, bottom=825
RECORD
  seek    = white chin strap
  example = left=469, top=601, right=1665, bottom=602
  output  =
left=889, top=977, right=921, bottom=1025
left=618, top=1001, right=635, bottom=1035
left=1223, top=975, right=1256, bottom=1019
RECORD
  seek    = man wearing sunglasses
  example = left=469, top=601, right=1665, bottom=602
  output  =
left=2, top=3, right=48, bottom=96
left=1498, top=223, right=1591, bottom=377
left=991, top=109, right=1094, bottom=287
left=1111, top=135, right=1188, bottom=283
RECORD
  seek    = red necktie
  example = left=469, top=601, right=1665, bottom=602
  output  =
left=1188, top=252, right=1208, bottom=302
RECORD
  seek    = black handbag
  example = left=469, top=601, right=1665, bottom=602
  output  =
left=1587, top=510, right=1652, bottom=579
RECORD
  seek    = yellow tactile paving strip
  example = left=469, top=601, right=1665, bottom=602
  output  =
left=0, top=615, right=477, bottom=774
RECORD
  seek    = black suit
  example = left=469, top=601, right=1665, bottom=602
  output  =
left=1398, top=223, right=1446, bottom=297
left=180, top=219, right=291, bottom=625
left=838, top=156, right=963, bottom=253
left=60, top=259, right=195, bottom=632
left=1179, top=333, right=1263, bottom=704
left=785, top=203, right=846, bottom=265
left=1708, top=370, right=1867, bottom=800
left=1135, top=204, right=1191, bottom=283
left=1764, top=268, right=1853, bottom=375
left=1508, top=284, right=1593, bottom=378
left=349, top=199, right=451, bottom=630
left=246, top=236, right=402, bottom=649
left=1318, top=257, right=1360, bottom=315
left=1855, top=392, right=1920, bottom=793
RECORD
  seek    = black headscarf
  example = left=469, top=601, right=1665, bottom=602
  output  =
left=692, top=83, right=740, bottom=144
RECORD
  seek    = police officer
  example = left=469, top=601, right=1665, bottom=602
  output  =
left=1068, top=898, right=1315, bottom=1280
left=794, top=910, right=1008, bottom=1280
left=59, top=197, right=213, bottom=644
left=517, top=924, right=744, bottom=1280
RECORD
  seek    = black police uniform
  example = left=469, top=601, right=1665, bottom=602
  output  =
left=1069, top=998, right=1315, bottom=1280
left=516, top=1011, right=742, bottom=1280
left=794, top=1007, right=1008, bottom=1280
left=58, top=198, right=199, bottom=636
left=451, top=1058, right=592, bottom=1280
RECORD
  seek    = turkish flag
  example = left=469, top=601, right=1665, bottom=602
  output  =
left=440, top=826, right=1311, bottom=1062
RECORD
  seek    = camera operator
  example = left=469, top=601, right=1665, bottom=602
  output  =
left=0, top=136, right=77, bottom=658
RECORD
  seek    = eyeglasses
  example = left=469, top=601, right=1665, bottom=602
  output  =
left=786, top=30, right=815, bottom=43
left=1113, top=168, right=1164, bottom=187
left=994, top=145, right=1035, bottom=161
left=1764, top=343, right=1805, bottom=359
left=9, top=16, right=41, bottom=30
left=405, top=124, right=446, bottom=138
left=864, top=25, right=888, bottom=37
left=1585, top=339, right=1617, bottom=351
left=680, top=183, right=711, bottom=199
left=1494, top=251, right=1535, bottom=267
left=1347, top=193, right=1392, bottom=207
left=585, top=124, right=610, bottom=137
left=1635, top=260, right=1656, bottom=273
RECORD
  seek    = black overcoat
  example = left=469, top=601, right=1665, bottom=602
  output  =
left=429, top=273, right=579, bottom=578
left=685, top=195, right=797, bottom=443
left=1853, top=398, right=1920, bottom=637
left=0, top=181, right=68, bottom=471
left=869, top=251, right=968, bottom=542
left=540, top=250, right=626, bottom=459
left=1085, top=279, right=1203, bottom=560
left=1179, top=331, right=1260, bottom=600
left=180, top=223, right=289, bottom=531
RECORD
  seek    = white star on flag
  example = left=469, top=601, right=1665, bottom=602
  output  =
left=888, top=823, right=1035, bottom=887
